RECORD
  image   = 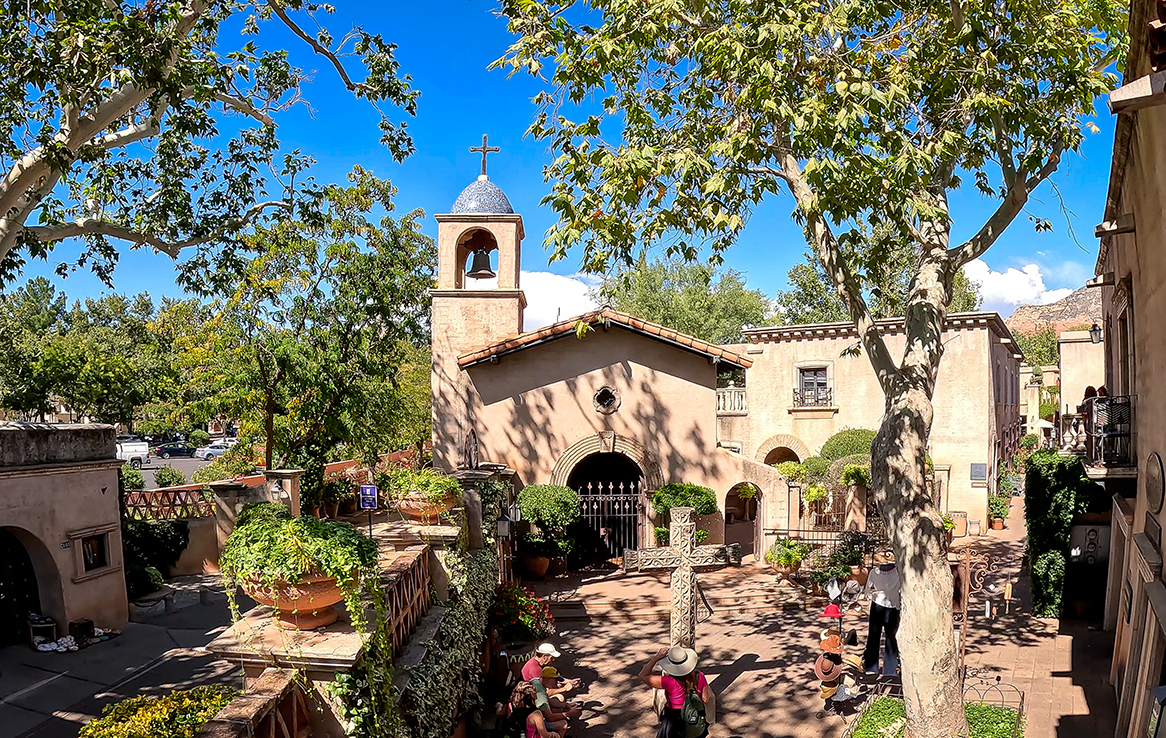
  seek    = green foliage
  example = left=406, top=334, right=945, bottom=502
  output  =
left=841, top=464, right=872, bottom=489
left=78, top=686, right=238, bottom=738
left=377, top=467, right=461, bottom=505
left=120, top=464, right=145, bottom=491
left=122, top=519, right=190, bottom=577
left=519, top=532, right=575, bottom=558
left=655, top=526, right=670, bottom=545
left=489, top=582, right=555, bottom=642
left=803, top=484, right=828, bottom=504
left=188, top=430, right=211, bottom=448
left=1021, top=434, right=1039, bottom=450
left=0, top=0, right=418, bottom=288
left=125, top=565, right=164, bottom=600
left=774, top=461, right=806, bottom=482
left=1015, top=327, right=1060, bottom=368
left=942, top=514, right=956, bottom=532
left=851, top=697, right=1023, bottom=737
left=234, top=501, right=293, bottom=529
left=517, top=484, right=581, bottom=530
left=988, top=494, right=1010, bottom=521
left=734, top=483, right=758, bottom=500
left=821, top=430, right=877, bottom=461
left=323, top=479, right=355, bottom=505
left=695, top=529, right=709, bottom=544
left=1032, top=549, right=1067, bottom=617
left=830, top=530, right=878, bottom=567
left=809, top=564, right=852, bottom=586
left=219, top=509, right=377, bottom=623
left=596, top=255, right=774, bottom=343
left=765, top=538, right=811, bottom=567
left=652, top=483, right=718, bottom=516
left=803, top=457, right=832, bottom=482
left=154, top=466, right=187, bottom=489
left=654, top=526, right=710, bottom=545
left=190, top=455, right=256, bottom=485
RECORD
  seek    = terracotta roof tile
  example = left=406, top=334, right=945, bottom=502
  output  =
left=457, top=308, right=753, bottom=370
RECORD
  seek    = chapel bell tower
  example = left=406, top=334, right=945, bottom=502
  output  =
left=431, top=135, right=527, bottom=469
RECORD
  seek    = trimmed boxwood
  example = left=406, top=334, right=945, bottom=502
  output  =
left=820, top=428, right=877, bottom=461
left=652, top=483, right=717, bottom=516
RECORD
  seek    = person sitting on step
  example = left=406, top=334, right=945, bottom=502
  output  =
left=533, top=667, right=583, bottom=730
left=507, top=682, right=562, bottom=738
left=522, top=643, right=582, bottom=697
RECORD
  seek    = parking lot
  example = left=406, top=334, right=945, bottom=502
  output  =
left=140, top=457, right=212, bottom=488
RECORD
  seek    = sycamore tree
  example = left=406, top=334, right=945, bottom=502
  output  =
left=0, top=0, right=416, bottom=286
left=164, top=168, right=433, bottom=470
left=497, top=1, right=1124, bottom=733
left=597, top=254, right=773, bottom=343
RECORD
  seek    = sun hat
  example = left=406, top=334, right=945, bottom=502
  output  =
left=541, top=666, right=560, bottom=679
left=819, top=627, right=840, bottom=642
left=819, top=683, right=839, bottom=700
left=814, top=654, right=843, bottom=681
left=820, top=603, right=843, bottom=618
left=536, top=643, right=561, bottom=658
left=660, top=646, right=699, bottom=677
left=819, top=634, right=844, bottom=655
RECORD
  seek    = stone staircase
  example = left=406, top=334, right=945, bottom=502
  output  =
left=548, top=581, right=818, bottom=622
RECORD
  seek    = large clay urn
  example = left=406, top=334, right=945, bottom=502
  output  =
left=396, top=493, right=458, bottom=524
left=242, top=572, right=347, bottom=630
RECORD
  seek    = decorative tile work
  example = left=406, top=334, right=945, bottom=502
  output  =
left=451, top=175, right=514, bottom=214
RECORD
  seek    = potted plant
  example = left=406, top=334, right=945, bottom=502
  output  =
left=488, top=581, right=555, bottom=645
left=322, top=479, right=352, bottom=519
left=378, top=467, right=462, bottom=524
left=988, top=494, right=1009, bottom=530
left=517, top=485, right=581, bottom=575
left=219, top=502, right=376, bottom=630
left=942, top=514, right=956, bottom=546
left=832, top=530, right=876, bottom=585
left=807, top=563, right=852, bottom=596
left=766, top=538, right=810, bottom=579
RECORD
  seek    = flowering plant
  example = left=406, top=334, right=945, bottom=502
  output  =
left=489, top=581, right=555, bottom=642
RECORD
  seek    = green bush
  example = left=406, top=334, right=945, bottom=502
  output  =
left=773, top=461, right=805, bottom=481
left=942, top=514, right=955, bottom=531
left=1032, top=550, right=1066, bottom=617
left=808, top=563, right=852, bottom=586
left=653, top=527, right=711, bottom=546
left=122, top=520, right=189, bottom=576
left=695, top=529, right=709, bottom=544
left=322, top=479, right=355, bottom=504
left=1020, top=433, right=1039, bottom=449
left=188, top=430, right=211, bottom=447
left=734, top=483, right=758, bottom=500
left=820, top=429, right=877, bottom=461
left=120, top=464, right=145, bottom=491
left=154, top=466, right=187, bottom=488
left=519, top=532, right=575, bottom=557
left=235, top=501, right=293, bottom=529
left=841, top=463, right=872, bottom=488
left=125, top=564, right=164, bottom=600
left=652, top=483, right=718, bottom=516
left=850, top=696, right=1023, bottom=738
left=655, top=526, right=669, bottom=545
left=803, top=456, right=831, bottom=482
left=829, top=530, right=878, bottom=567
left=517, top=484, right=581, bottom=530
left=765, top=538, right=811, bottom=566
left=803, top=484, right=828, bottom=504
left=191, top=456, right=255, bottom=485
left=988, top=494, right=1010, bottom=520
left=78, top=685, right=237, bottom=738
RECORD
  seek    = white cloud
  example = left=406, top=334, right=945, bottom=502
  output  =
left=961, top=259, right=1075, bottom=314
left=465, top=270, right=599, bottom=331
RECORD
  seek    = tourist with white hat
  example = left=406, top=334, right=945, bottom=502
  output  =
left=520, top=643, right=582, bottom=713
left=638, top=645, right=714, bottom=738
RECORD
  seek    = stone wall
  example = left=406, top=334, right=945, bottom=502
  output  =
left=0, top=422, right=117, bottom=466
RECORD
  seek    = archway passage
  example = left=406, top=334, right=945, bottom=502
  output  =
left=567, top=452, right=644, bottom=564
left=724, top=483, right=761, bottom=560
left=764, top=446, right=801, bottom=465
left=0, top=527, right=42, bottom=647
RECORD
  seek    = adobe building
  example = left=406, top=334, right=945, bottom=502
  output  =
left=1093, top=0, right=1166, bottom=732
left=1020, top=363, right=1059, bottom=446
left=1058, top=329, right=1106, bottom=415
left=0, top=423, right=128, bottom=647
left=717, top=316, right=1024, bottom=526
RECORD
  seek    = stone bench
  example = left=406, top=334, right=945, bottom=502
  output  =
left=128, top=585, right=177, bottom=621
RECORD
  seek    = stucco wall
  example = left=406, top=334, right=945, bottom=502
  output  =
left=1, top=422, right=117, bottom=466
left=1059, top=331, right=1106, bottom=415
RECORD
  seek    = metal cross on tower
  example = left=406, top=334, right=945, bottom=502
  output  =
left=623, top=507, right=742, bottom=648
left=470, top=134, right=500, bottom=176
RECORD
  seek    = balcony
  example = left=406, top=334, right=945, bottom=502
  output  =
left=793, top=387, right=833, bottom=407
left=716, top=386, right=747, bottom=416
left=1060, top=396, right=1136, bottom=478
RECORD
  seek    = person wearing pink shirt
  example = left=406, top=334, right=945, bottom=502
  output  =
left=638, top=646, right=714, bottom=738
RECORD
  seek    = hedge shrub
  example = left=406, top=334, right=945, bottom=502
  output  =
left=125, top=565, right=165, bottom=600
left=120, top=464, right=145, bottom=491
left=1032, top=550, right=1066, bottom=617
left=517, top=485, right=581, bottom=530
left=78, top=685, right=237, bottom=738
left=803, top=456, right=831, bottom=481
left=154, top=466, right=187, bottom=488
left=773, top=461, right=805, bottom=481
left=188, top=429, right=211, bottom=447
left=122, top=519, right=189, bottom=577
left=820, top=429, right=877, bottom=461
left=652, top=483, right=717, bottom=516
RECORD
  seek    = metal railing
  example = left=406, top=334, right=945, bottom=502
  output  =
left=793, top=386, right=833, bottom=407
left=715, top=386, right=747, bottom=415
left=1060, top=396, right=1135, bottom=467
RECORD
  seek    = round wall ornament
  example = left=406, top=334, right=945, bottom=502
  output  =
left=593, top=386, right=621, bottom=415
left=1147, top=452, right=1164, bottom=515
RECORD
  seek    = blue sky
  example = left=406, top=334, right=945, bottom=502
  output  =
left=15, top=1, right=1114, bottom=325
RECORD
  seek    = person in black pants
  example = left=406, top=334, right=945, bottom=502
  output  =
left=863, top=561, right=901, bottom=675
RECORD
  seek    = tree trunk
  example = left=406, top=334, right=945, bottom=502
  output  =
left=872, top=385, right=968, bottom=738
left=264, top=407, right=275, bottom=470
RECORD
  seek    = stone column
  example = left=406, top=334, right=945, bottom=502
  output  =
left=264, top=468, right=305, bottom=517
left=210, top=479, right=270, bottom=551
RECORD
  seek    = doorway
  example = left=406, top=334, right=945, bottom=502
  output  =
left=0, top=527, right=42, bottom=647
left=724, top=483, right=761, bottom=560
left=567, top=452, right=644, bottom=563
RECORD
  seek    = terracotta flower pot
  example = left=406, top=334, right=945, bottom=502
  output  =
left=520, top=552, right=551, bottom=578
left=242, top=572, right=348, bottom=630
left=849, top=565, right=869, bottom=587
left=547, top=556, right=568, bottom=578
left=325, top=501, right=340, bottom=519
left=770, top=561, right=801, bottom=580
left=991, top=518, right=1005, bottom=530
left=395, top=493, right=457, bottom=524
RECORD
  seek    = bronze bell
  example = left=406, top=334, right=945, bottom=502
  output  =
left=467, top=249, right=496, bottom=279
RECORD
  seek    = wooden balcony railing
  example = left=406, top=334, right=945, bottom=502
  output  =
left=380, top=545, right=433, bottom=657
left=715, top=387, right=747, bottom=415
left=124, top=489, right=214, bottom=520
left=196, top=668, right=311, bottom=738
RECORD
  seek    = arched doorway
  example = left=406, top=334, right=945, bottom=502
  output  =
left=763, top=446, right=800, bottom=465
left=0, top=527, right=43, bottom=647
left=566, top=452, right=644, bottom=564
left=724, top=483, right=762, bottom=560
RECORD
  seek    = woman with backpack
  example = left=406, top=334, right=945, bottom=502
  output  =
left=506, top=682, right=562, bottom=738
left=638, top=646, right=714, bottom=738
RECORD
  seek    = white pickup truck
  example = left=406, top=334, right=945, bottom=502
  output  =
left=116, top=440, right=151, bottom=469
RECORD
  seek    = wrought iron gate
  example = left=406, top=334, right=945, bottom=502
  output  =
left=576, top=480, right=642, bottom=559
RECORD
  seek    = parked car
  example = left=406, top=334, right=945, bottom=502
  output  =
left=195, top=444, right=227, bottom=461
left=116, top=440, right=151, bottom=469
left=152, top=443, right=196, bottom=460
left=221, top=437, right=240, bottom=447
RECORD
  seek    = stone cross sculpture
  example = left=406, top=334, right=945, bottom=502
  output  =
left=623, top=506, right=742, bottom=648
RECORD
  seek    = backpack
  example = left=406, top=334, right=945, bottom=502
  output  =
left=680, top=687, right=707, bottom=738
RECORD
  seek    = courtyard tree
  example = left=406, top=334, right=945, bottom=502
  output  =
left=497, top=2, right=1124, bottom=734
left=0, top=0, right=416, bottom=287
left=166, top=168, right=434, bottom=470
left=596, top=254, right=773, bottom=343
left=1015, top=325, right=1061, bottom=368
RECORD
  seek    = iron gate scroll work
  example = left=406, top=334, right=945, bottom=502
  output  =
left=576, top=480, right=642, bottom=559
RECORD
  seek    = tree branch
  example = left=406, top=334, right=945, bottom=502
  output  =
left=212, top=92, right=276, bottom=126
left=267, top=1, right=374, bottom=97
left=989, top=111, right=1017, bottom=188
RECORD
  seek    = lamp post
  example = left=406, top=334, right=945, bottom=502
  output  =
left=1089, top=323, right=1102, bottom=344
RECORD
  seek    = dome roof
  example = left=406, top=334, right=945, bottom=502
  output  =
left=451, top=175, right=514, bottom=215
